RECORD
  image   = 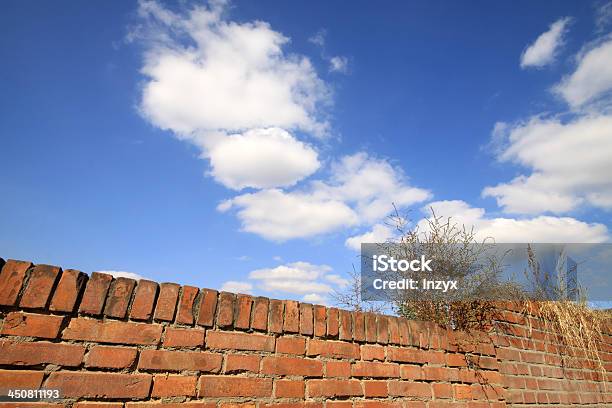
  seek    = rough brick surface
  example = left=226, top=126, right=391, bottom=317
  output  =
left=45, top=372, right=151, bottom=398
left=20, top=264, right=60, bottom=309
left=85, top=346, right=137, bottom=369
left=198, top=376, right=273, bottom=397
left=80, top=272, right=113, bottom=315
left=176, top=285, right=198, bottom=325
left=104, top=277, right=136, bottom=318
left=1, top=312, right=64, bottom=338
left=0, top=340, right=84, bottom=366
left=0, top=260, right=31, bottom=306
left=197, top=288, right=218, bottom=327
left=49, top=268, right=87, bottom=312
left=129, top=279, right=158, bottom=321
left=154, top=283, right=180, bottom=321
left=63, top=318, right=162, bottom=345
left=163, top=327, right=205, bottom=347
left=138, top=350, right=222, bottom=372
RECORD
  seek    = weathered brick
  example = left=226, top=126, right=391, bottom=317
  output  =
left=262, top=356, right=323, bottom=377
left=104, top=277, right=136, bottom=318
left=326, top=361, right=351, bottom=377
left=364, top=380, right=388, bottom=397
left=79, top=272, right=113, bottom=315
left=376, top=316, right=389, bottom=344
left=338, top=310, right=352, bottom=340
left=86, top=346, right=137, bottom=369
left=276, top=336, right=306, bottom=355
left=225, top=354, right=261, bottom=373
left=353, top=311, right=365, bottom=342
left=74, top=403, right=124, bottom=408
left=306, top=379, right=362, bottom=397
left=1, top=312, right=64, bottom=338
left=176, top=286, right=199, bottom=325
left=198, top=376, right=272, bottom=397
left=152, top=374, right=196, bottom=397
left=129, top=279, right=158, bottom=321
left=138, top=349, right=221, bottom=372
left=127, top=404, right=214, bottom=408
left=314, top=305, right=327, bottom=337
left=20, top=264, right=60, bottom=309
left=284, top=300, right=299, bottom=333
left=400, top=365, right=423, bottom=380
left=387, top=347, right=423, bottom=364
left=352, top=361, right=400, bottom=378
left=388, top=381, right=431, bottom=398
left=307, top=339, right=359, bottom=359
left=0, top=260, right=31, bottom=306
left=45, top=372, right=151, bottom=398
left=206, top=330, right=274, bottom=351
left=433, top=383, right=453, bottom=399
left=0, top=370, right=44, bottom=389
left=300, top=303, right=314, bottom=335
left=423, top=366, right=459, bottom=382
left=446, top=353, right=467, bottom=367
left=269, top=299, right=284, bottom=333
left=275, top=379, right=305, bottom=398
left=217, top=292, right=235, bottom=328
left=388, top=316, right=400, bottom=344
left=234, top=294, right=253, bottom=329
left=361, top=345, right=385, bottom=361
left=251, top=296, right=269, bottom=331
left=365, top=313, right=377, bottom=343
left=397, top=318, right=410, bottom=346
left=49, top=269, right=87, bottom=312
left=197, top=288, right=218, bottom=327
left=0, top=340, right=84, bottom=366
left=63, top=318, right=162, bottom=345
left=163, top=327, right=205, bottom=347
left=154, top=283, right=180, bottom=321
left=327, top=308, right=339, bottom=337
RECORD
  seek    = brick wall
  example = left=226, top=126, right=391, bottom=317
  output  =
left=0, top=257, right=610, bottom=408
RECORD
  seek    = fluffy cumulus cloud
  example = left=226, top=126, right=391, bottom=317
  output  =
left=220, top=280, right=253, bottom=294
left=419, top=200, right=609, bottom=243
left=345, top=223, right=395, bottom=251
left=208, top=128, right=320, bottom=189
left=483, top=114, right=612, bottom=214
left=132, top=0, right=330, bottom=190
left=520, top=17, right=571, bottom=68
left=219, top=153, right=431, bottom=241
left=554, top=39, right=612, bottom=108
left=221, top=261, right=346, bottom=303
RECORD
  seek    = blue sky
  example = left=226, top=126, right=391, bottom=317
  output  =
left=1, top=0, right=611, bottom=305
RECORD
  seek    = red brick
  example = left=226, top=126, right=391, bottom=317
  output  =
left=365, top=313, right=377, bottom=342
left=387, top=347, right=423, bottom=363
left=454, top=384, right=473, bottom=400
left=197, top=288, right=218, bottom=326
left=275, top=379, right=305, bottom=398
left=104, top=277, right=136, bottom=318
left=176, top=286, right=199, bottom=325
left=307, top=339, right=359, bottom=359
left=152, top=374, right=196, bottom=397
left=0, top=340, right=84, bottom=366
left=63, top=318, right=162, bottom=345
left=388, top=316, right=400, bottom=344
left=217, top=292, right=235, bottom=328
left=234, top=294, right=253, bottom=329
left=269, top=299, right=284, bottom=333
left=45, top=372, right=151, bottom=398
left=20, top=264, right=60, bottom=309
left=364, top=380, right=388, bottom=397
left=1, top=312, right=64, bottom=338
left=300, top=303, right=313, bottom=335
left=206, top=330, right=274, bottom=351
left=198, top=376, right=272, bottom=397
left=353, top=311, right=365, bottom=341
left=262, top=356, right=323, bottom=376
left=327, top=402, right=352, bottom=408
left=251, top=296, right=269, bottom=331
left=397, top=318, right=410, bottom=346
left=447, top=353, right=467, bottom=367
left=400, top=365, right=422, bottom=380
left=163, top=327, right=205, bottom=347
left=79, top=272, right=113, bottom=315
left=433, top=383, right=453, bottom=399
left=352, top=361, right=399, bottom=378
left=0, top=260, right=31, bottom=306
left=225, top=354, right=260, bottom=373
left=327, top=308, right=339, bottom=337
left=306, top=379, right=362, bottom=397
left=138, top=349, right=221, bottom=372
left=126, top=404, right=214, bottom=408
left=0, top=370, right=44, bottom=389
left=284, top=300, right=299, bottom=333
left=154, top=283, right=180, bottom=321
left=129, top=279, right=158, bottom=321
left=86, top=346, right=137, bottom=369
left=388, top=381, right=431, bottom=398
left=276, top=336, right=306, bottom=355
left=313, top=305, right=326, bottom=337
left=361, top=345, right=385, bottom=361
left=326, top=361, right=351, bottom=377
left=74, top=403, right=123, bottom=408
left=49, top=269, right=87, bottom=312
left=339, top=310, right=352, bottom=340
left=376, top=316, right=389, bottom=344
left=423, top=366, right=459, bottom=382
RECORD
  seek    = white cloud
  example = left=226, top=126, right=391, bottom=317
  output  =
left=97, top=271, right=146, bottom=281
left=324, top=273, right=350, bottom=287
left=345, top=223, right=395, bottom=251
left=220, top=280, right=253, bottom=294
left=554, top=39, right=612, bottom=108
left=302, top=293, right=326, bottom=304
left=419, top=200, right=609, bottom=243
left=220, top=152, right=430, bottom=241
left=482, top=114, right=612, bottom=214
left=309, top=29, right=326, bottom=47
left=208, top=128, right=320, bottom=189
left=329, top=56, right=348, bottom=73
left=521, top=17, right=571, bottom=68
left=596, top=2, right=612, bottom=33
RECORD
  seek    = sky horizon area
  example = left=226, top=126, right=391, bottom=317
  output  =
left=1, top=0, right=612, bottom=305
